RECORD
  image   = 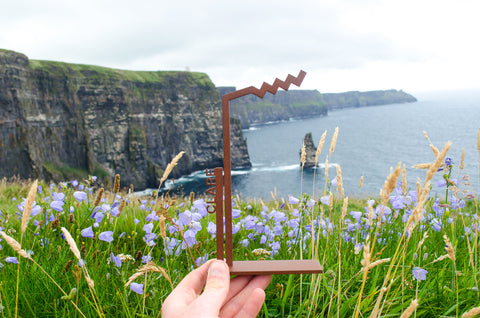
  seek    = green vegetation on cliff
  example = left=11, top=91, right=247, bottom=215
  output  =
left=322, top=89, right=417, bottom=110
left=29, top=59, right=214, bottom=87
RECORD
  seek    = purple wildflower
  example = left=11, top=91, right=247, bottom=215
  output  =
left=143, top=223, right=154, bottom=234
left=232, top=209, right=241, bottom=219
left=73, top=191, right=88, bottom=202
left=110, top=252, right=122, bottom=267
left=142, top=255, right=152, bottom=264
left=50, top=200, right=64, bottom=212
left=130, top=282, right=144, bottom=295
left=412, top=267, right=428, bottom=281
left=207, top=221, right=216, bottom=235
left=99, top=231, right=114, bottom=243
left=81, top=226, right=94, bottom=238
left=5, top=256, right=19, bottom=264
left=288, top=196, right=300, bottom=204
left=320, top=195, right=330, bottom=206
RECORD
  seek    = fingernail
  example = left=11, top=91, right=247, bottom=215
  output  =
left=208, top=260, right=228, bottom=278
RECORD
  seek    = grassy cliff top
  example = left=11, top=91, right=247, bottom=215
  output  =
left=28, top=58, right=214, bottom=86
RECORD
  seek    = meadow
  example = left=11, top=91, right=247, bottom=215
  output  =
left=0, top=129, right=479, bottom=317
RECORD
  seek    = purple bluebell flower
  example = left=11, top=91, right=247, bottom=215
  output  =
left=30, top=205, right=41, bottom=218
left=207, top=221, right=216, bottom=235
left=279, top=202, right=285, bottom=209
left=178, top=210, right=192, bottom=227
left=306, top=199, right=315, bottom=208
left=437, top=179, right=447, bottom=188
left=288, top=196, right=300, bottom=204
left=241, top=239, right=249, bottom=247
left=412, top=267, right=428, bottom=281
left=130, top=282, right=143, bottom=294
left=73, top=191, right=88, bottom=202
left=243, top=215, right=257, bottom=230
left=51, top=192, right=64, bottom=202
left=134, top=218, right=140, bottom=225
left=119, top=232, right=126, bottom=239
left=81, top=226, right=94, bottom=238
left=183, top=229, right=197, bottom=246
left=5, top=256, right=19, bottom=264
left=142, top=255, right=152, bottom=264
left=50, top=200, right=64, bottom=212
left=143, top=223, right=154, bottom=234
left=94, top=212, right=104, bottom=223
left=232, top=209, right=241, bottom=219
left=78, top=259, right=85, bottom=267
left=111, top=206, right=120, bottom=217
left=99, top=231, right=114, bottom=243
left=260, top=235, right=267, bottom=244
left=232, top=223, right=241, bottom=234
left=350, top=211, right=363, bottom=220
left=431, top=218, right=442, bottom=232
left=192, top=199, right=208, bottom=217
left=195, top=253, right=209, bottom=266
left=37, top=185, right=43, bottom=194
left=320, top=195, right=330, bottom=206
left=110, top=252, right=122, bottom=267
left=41, top=238, right=49, bottom=247
left=144, top=232, right=157, bottom=246
left=146, top=211, right=159, bottom=222
left=165, top=237, right=179, bottom=255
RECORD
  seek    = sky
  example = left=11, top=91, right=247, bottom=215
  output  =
left=1, top=0, right=480, bottom=94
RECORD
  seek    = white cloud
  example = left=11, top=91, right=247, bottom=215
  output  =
left=1, top=0, right=479, bottom=92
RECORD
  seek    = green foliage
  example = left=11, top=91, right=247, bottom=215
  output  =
left=28, top=59, right=212, bottom=87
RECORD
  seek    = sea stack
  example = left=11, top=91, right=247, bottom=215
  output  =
left=300, top=132, right=317, bottom=168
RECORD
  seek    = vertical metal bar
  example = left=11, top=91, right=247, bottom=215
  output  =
left=222, top=96, right=233, bottom=267
left=214, top=167, right=224, bottom=260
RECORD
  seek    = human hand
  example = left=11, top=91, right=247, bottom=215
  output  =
left=161, top=259, right=272, bottom=318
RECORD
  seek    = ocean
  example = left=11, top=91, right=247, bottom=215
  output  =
left=163, top=89, right=480, bottom=200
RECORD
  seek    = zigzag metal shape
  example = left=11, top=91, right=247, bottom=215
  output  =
left=222, top=70, right=306, bottom=102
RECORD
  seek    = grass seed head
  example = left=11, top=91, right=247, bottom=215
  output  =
left=315, top=130, right=327, bottom=166
left=300, top=142, right=306, bottom=168
left=21, top=179, right=38, bottom=236
left=400, top=299, right=418, bottom=318
left=0, top=231, right=32, bottom=260
left=113, top=174, right=120, bottom=193
left=61, top=227, right=82, bottom=261
left=462, top=305, right=480, bottom=318
left=159, top=151, right=185, bottom=187
left=328, top=127, right=339, bottom=159
left=94, top=188, right=104, bottom=207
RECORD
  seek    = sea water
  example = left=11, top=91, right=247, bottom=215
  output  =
left=165, top=89, right=480, bottom=200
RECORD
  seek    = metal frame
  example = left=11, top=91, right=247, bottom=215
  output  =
left=206, top=70, right=323, bottom=275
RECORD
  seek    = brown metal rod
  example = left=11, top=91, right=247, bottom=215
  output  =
left=214, top=167, right=224, bottom=260
left=222, top=96, right=233, bottom=267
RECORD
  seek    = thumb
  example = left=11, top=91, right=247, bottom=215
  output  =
left=195, top=260, right=230, bottom=316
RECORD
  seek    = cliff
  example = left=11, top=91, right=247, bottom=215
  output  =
left=218, top=87, right=327, bottom=129
left=0, top=49, right=250, bottom=190
left=322, top=89, right=417, bottom=110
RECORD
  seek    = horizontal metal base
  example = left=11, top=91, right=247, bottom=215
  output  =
left=229, top=259, right=323, bottom=275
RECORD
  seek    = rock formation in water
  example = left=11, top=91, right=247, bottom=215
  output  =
left=300, top=132, right=317, bottom=168
left=218, top=87, right=328, bottom=129
left=322, top=89, right=417, bottom=110
left=0, top=49, right=250, bottom=190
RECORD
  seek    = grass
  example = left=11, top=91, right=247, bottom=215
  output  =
left=0, top=129, right=479, bottom=317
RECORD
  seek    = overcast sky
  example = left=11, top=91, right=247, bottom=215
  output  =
left=1, top=0, right=479, bottom=94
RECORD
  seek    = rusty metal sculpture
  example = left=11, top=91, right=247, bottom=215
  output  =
left=206, top=70, right=323, bottom=275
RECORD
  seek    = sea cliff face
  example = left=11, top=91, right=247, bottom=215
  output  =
left=0, top=49, right=250, bottom=189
